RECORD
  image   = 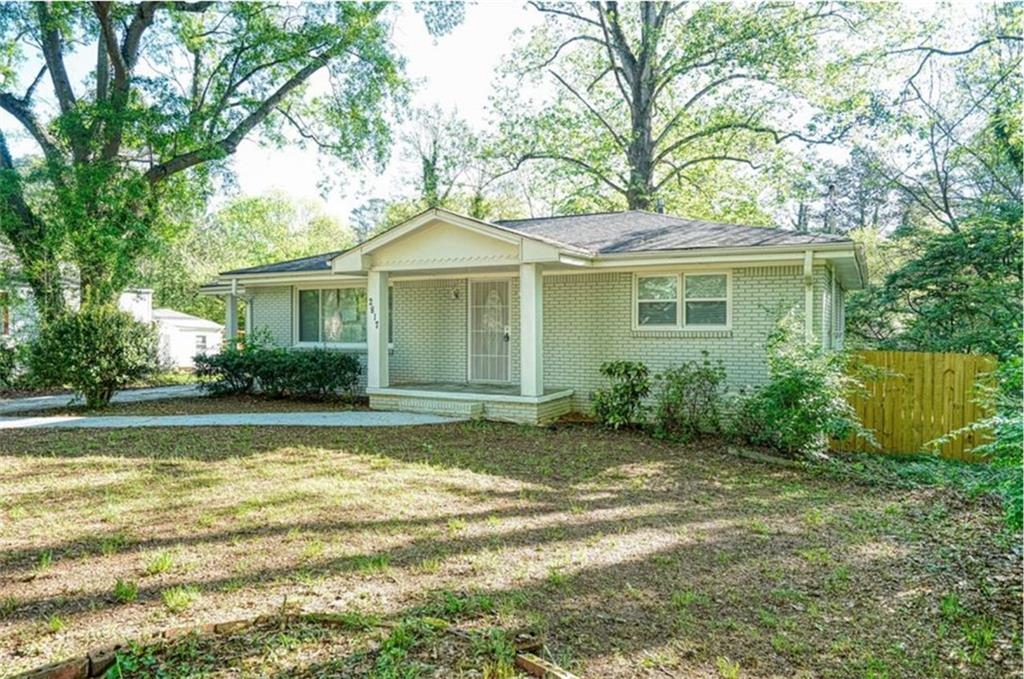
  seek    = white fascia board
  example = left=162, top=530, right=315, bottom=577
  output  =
left=231, top=272, right=363, bottom=286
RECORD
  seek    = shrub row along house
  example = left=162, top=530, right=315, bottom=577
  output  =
left=200, top=208, right=865, bottom=424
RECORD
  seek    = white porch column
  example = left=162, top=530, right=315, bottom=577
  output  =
left=367, top=270, right=389, bottom=389
left=224, top=293, right=238, bottom=340
left=519, top=263, right=544, bottom=397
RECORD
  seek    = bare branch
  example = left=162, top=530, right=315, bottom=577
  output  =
left=549, top=70, right=626, bottom=151
left=654, top=155, right=760, bottom=191
left=144, top=46, right=337, bottom=183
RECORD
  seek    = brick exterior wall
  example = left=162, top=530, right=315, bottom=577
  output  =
left=246, top=264, right=840, bottom=414
left=248, top=286, right=292, bottom=346
left=543, top=266, right=831, bottom=411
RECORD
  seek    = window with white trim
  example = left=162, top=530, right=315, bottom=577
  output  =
left=683, top=274, right=728, bottom=326
left=195, top=334, right=207, bottom=352
left=636, top=275, right=678, bottom=327
left=298, top=288, right=368, bottom=344
left=296, top=287, right=393, bottom=345
left=635, top=272, right=729, bottom=329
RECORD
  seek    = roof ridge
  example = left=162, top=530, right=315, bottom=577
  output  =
left=494, top=209, right=632, bottom=224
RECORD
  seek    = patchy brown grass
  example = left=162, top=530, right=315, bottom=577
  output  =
left=11, top=394, right=369, bottom=417
left=0, top=421, right=1019, bottom=678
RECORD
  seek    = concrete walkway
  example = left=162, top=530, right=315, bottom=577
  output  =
left=0, top=384, right=202, bottom=415
left=0, top=411, right=463, bottom=429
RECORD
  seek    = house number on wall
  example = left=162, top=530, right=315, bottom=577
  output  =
left=368, top=297, right=378, bottom=330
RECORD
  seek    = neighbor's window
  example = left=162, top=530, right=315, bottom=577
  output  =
left=636, top=273, right=729, bottom=329
left=195, top=334, right=207, bottom=352
left=683, top=274, right=728, bottom=326
left=636, top=275, right=678, bottom=326
left=298, top=288, right=368, bottom=344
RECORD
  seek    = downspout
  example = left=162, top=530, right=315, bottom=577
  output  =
left=803, top=250, right=813, bottom=343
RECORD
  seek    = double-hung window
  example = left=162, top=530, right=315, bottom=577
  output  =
left=635, top=272, right=730, bottom=329
left=298, top=288, right=368, bottom=345
left=297, top=287, right=393, bottom=346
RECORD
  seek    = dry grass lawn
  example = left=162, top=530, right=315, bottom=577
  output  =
left=0, top=419, right=1020, bottom=677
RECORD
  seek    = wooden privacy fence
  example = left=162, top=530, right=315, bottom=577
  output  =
left=833, top=350, right=997, bottom=461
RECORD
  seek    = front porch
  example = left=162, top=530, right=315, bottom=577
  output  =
left=328, top=210, right=582, bottom=424
left=368, top=382, right=575, bottom=425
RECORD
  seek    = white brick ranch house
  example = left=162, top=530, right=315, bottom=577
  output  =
left=200, top=208, right=865, bottom=424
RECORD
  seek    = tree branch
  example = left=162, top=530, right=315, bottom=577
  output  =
left=549, top=69, right=626, bottom=151
left=654, top=155, right=760, bottom=191
left=144, top=46, right=337, bottom=183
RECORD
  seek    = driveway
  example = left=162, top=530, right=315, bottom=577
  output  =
left=0, top=411, right=463, bottom=429
left=0, top=384, right=202, bottom=415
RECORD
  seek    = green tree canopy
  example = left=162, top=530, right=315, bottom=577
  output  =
left=491, top=1, right=879, bottom=216
left=0, top=2, right=459, bottom=318
left=139, top=192, right=354, bottom=321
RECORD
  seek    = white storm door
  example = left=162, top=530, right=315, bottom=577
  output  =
left=469, top=280, right=510, bottom=383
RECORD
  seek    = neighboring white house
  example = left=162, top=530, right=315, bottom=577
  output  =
left=201, top=208, right=865, bottom=424
left=153, top=308, right=225, bottom=368
left=0, top=276, right=223, bottom=369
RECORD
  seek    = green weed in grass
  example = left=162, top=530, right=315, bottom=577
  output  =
left=0, top=596, right=17, bottom=618
left=46, top=615, right=66, bottom=634
left=747, top=519, right=771, bottom=535
left=306, top=610, right=380, bottom=631
left=940, top=593, right=963, bottom=620
left=546, top=567, right=568, bottom=589
left=825, top=565, right=851, bottom=591
left=671, top=588, right=710, bottom=610
left=964, top=616, right=997, bottom=664
left=98, top=533, right=128, bottom=556
left=35, top=550, right=53, bottom=574
left=114, top=579, right=139, bottom=603
left=352, top=554, right=390, bottom=573
left=420, top=590, right=496, bottom=618
left=302, top=538, right=325, bottom=560
left=797, top=547, right=831, bottom=565
left=716, top=656, right=741, bottom=679
left=161, top=585, right=200, bottom=613
left=144, top=551, right=174, bottom=576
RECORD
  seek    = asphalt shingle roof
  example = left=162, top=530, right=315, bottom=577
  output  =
left=219, top=250, right=344, bottom=275
left=494, top=210, right=850, bottom=254
left=218, top=210, right=851, bottom=276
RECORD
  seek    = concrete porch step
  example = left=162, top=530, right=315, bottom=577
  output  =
left=383, top=397, right=484, bottom=418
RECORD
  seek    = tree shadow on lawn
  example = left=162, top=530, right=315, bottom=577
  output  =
left=2, top=422, right=1020, bottom=677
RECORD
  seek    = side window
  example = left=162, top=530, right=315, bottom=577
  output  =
left=683, top=274, right=728, bottom=327
left=636, top=275, right=678, bottom=327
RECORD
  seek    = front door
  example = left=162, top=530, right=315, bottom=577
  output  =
left=469, top=280, right=510, bottom=382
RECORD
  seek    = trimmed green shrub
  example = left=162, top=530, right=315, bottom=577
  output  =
left=195, top=333, right=361, bottom=401
left=730, top=312, right=868, bottom=457
left=653, top=352, right=727, bottom=441
left=194, top=332, right=265, bottom=396
left=591, top=360, right=650, bottom=429
left=27, top=305, right=159, bottom=408
left=283, top=349, right=360, bottom=400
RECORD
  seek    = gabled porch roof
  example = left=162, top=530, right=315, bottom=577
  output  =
left=331, top=208, right=591, bottom=275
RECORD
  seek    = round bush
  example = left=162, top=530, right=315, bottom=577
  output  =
left=28, top=305, right=159, bottom=407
